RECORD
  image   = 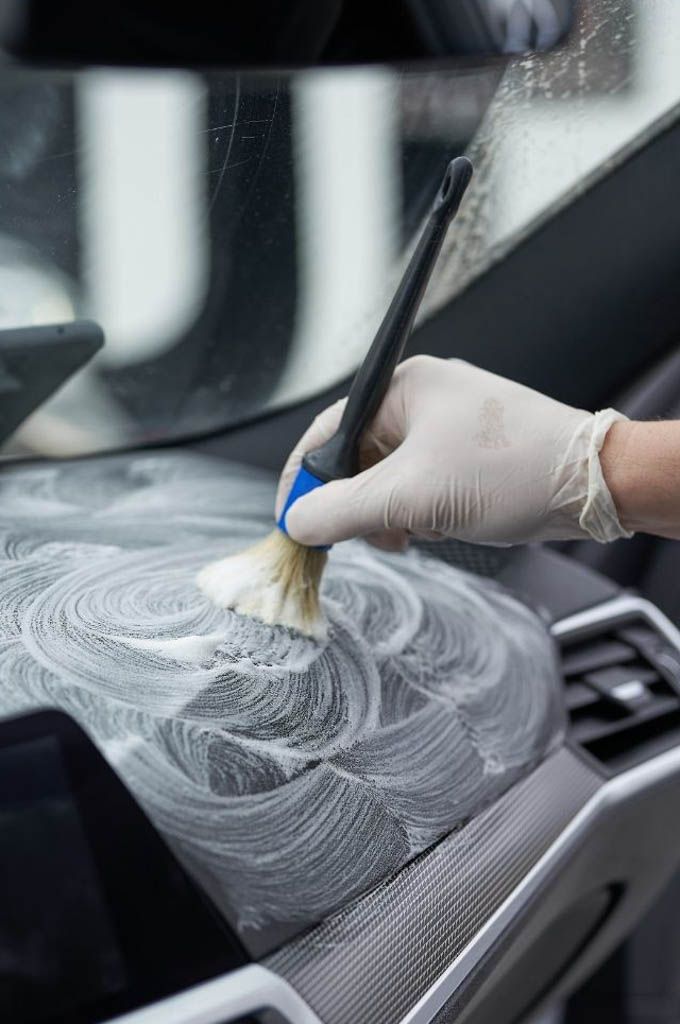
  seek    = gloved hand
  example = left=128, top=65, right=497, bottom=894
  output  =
left=276, top=356, right=632, bottom=550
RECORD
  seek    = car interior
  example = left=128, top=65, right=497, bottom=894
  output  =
left=1, top=1, right=680, bottom=1023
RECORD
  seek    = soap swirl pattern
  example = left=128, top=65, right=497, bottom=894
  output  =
left=0, top=452, right=564, bottom=939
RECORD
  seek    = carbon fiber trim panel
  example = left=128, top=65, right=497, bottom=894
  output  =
left=267, top=748, right=600, bottom=1024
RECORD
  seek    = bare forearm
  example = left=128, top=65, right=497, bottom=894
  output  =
left=600, top=420, right=680, bottom=540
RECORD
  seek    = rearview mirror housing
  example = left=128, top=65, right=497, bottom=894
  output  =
left=0, top=0, right=577, bottom=69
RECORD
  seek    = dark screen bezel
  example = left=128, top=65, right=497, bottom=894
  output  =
left=0, top=708, right=249, bottom=1024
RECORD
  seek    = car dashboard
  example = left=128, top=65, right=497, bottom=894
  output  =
left=2, top=449, right=680, bottom=1024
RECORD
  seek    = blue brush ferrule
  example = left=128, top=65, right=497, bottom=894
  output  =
left=277, top=465, right=330, bottom=551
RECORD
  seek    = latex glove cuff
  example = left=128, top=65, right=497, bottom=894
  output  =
left=580, top=408, right=634, bottom=544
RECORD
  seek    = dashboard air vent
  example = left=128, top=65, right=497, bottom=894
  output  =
left=558, top=617, right=680, bottom=772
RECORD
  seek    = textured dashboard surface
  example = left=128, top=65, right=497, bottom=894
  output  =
left=268, top=748, right=601, bottom=1024
left=0, top=450, right=564, bottom=954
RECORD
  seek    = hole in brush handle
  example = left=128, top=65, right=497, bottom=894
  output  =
left=434, top=156, right=473, bottom=215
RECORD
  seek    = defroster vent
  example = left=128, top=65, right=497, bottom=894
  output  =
left=558, top=617, right=680, bottom=772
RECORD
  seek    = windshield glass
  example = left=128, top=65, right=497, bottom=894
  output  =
left=1, top=0, right=679, bottom=459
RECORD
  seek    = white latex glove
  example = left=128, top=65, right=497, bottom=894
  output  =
left=275, top=356, right=632, bottom=550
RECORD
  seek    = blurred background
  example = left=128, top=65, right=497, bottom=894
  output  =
left=0, top=0, right=679, bottom=458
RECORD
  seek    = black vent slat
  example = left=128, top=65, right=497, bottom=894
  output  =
left=561, top=638, right=636, bottom=677
left=564, top=681, right=601, bottom=711
left=558, top=615, right=680, bottom=772
left=654, top=650, right=680, bottom=690
left=584, top=665, right=658, bottom=691
left=583, top=664, right=659, bottom=710
left=571, top=694, right=680, bottom=746
left=586, top=710, right=680, bottom=768
left=618, top=625, right=680, bottom=684
left=617, top=623, right=665, bottom=655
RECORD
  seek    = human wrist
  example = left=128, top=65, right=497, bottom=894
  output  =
left=599, top=419, right=646, bottom=533
left=600, top=418, right=680, bottom=539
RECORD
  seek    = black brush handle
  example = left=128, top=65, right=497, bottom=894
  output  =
left=303, top=156, right=473, bottom=483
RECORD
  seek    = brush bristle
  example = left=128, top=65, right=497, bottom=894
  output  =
left=196, top=530, right=328, bottom=639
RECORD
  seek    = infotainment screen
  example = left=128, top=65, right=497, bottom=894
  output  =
left=0, top=710, right=248, bottom=1024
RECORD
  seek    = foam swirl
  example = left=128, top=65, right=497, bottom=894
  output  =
left=0, top=451, right=564, bottom=942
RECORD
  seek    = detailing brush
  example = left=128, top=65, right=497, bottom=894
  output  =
left=197, top=156, right=474, bottom=637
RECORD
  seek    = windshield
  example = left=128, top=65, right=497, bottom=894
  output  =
left=1, top=0, right=679, bottom=459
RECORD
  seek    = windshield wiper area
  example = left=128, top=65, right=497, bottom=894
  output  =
left=0, top=321, right=104, bottom=450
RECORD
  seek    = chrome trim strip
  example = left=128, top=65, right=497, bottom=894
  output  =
left=104, top=964, right=324, bottom=1024
left=551, top=593, right=680, bottom=647
left=399, top=595, right=680, bottom=1024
